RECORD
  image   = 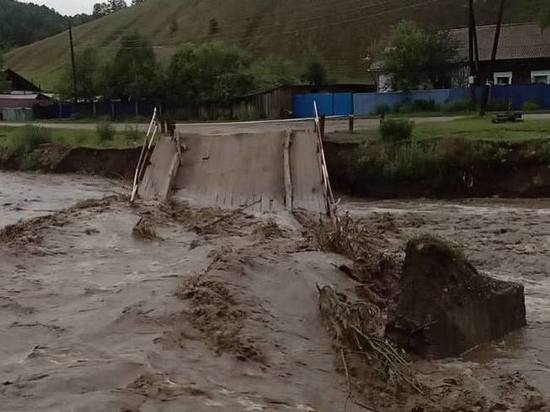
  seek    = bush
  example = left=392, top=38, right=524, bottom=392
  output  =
left=386, top=142, right=440, bottom=179
left=96, top=122, right=115, bottom=142
left=380, top=119, right=415, bottom=143
left=441, top=98, right=473, bottom=113
left=373, top=103, right=391, bottom=116
left=523, top=100, right=541, bottom=111
left=394, top=99, right=439, bottom=114
left=413, top=99, right=438, bottom=112
left=397, top=102, right=415, bottom=114
left=356, top=140, right=440, bottom=182
left=124, top=126, right=144, bottom=143
left=8, top=126, right=51, bottom=156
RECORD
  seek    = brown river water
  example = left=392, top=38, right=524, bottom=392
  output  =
left=345, top=198, right=550, bottom=394
left=1, top=172, right=549, bottom=402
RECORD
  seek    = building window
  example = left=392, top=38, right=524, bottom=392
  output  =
left=493, top=72, right=513, bottom=85
left=531, top=70, right=550, bottom=84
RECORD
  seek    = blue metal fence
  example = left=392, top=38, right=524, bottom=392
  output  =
left=292, top=85, right=550, bottom=117
left=353, top=88, right=470, bottom=116
left=489, top=85, right=550, bottom=110
left=53, top=101, right=156, bottom=119
left=292, top=93, right=353, bottom=117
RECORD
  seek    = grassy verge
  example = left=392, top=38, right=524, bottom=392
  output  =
left=0, top=125, right=143, bottom=151
left=333, top=117, right=550, bottom=143
left=0, top=125, right=143, bottom=170
left=413, top=117, right=550, bottom=142
left=327, top=117, right=550, bottom=198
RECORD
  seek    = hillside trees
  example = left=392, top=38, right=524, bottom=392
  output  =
left=0, top=0, right=66, bottom=49
left=56, top=36, right=298, bottom=105
left=56, top=47, right=100, bottom=101
left=93, top=0, right=127, bottom=17
left=378, top=21, right=459, bottom=91
left=301, top=53, right=329, bottom=86
left=165, top=43, right=255, bottom=105
left=102, top=32, right=159, bottom=101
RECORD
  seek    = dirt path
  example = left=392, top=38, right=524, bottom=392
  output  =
left=0, top=115, right=467, bottom=135
left=2, top=114, right=550, bottom=135
left=345, top=198, right=550, bottom=396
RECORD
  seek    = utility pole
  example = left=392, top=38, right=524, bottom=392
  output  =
left=68, top=18, right=78, bottom=106
left=468, top=0, right=480, bottom=105
left=491, top=0, right=506, bottom=63
left=468, top=0, right=476, bottom=104
left=480, top=0, right=506, bottom=116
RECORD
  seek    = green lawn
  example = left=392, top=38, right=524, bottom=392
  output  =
left=0, top=126, right=143, bottom=150
left=413, top=117, right=550, bottom=142
left=338, top=117, right=550, bottom=143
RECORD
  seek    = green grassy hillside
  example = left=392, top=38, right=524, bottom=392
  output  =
left=5, top=0, right=542, bottom=90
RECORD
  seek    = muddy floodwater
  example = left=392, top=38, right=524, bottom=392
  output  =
left=1, top=170, right=550, bottom=410
left=345, top=198, right=550, bottom=395
left=0, top=172, right=126, bottom=227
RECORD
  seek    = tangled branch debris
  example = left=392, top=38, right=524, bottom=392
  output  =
left=176, top=275, right=263, bottom=362
left=318, top=285, right=423, bottom=395
left=132, top=217, right=158, bottom=240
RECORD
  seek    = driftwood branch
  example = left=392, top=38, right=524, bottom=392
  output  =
left=197, top=199, right=262, bottom=232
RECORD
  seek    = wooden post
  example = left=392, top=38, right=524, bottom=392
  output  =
left=131, top=107, right=158, bottom=203
left=313, top=101, right=336, bottom=219
left=348, top=115, right=354, bottom=133
left=283, top=131, right=293, bottom=211
left=319, top=115, right=326, bottom=140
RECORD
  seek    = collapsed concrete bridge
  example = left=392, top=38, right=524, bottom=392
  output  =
left=136, top=129, right=332, bottom=215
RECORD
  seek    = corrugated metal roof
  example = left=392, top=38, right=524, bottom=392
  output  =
left=451, top=23, right=550, bottom=61
left=0, top=93, right=49, bottom=100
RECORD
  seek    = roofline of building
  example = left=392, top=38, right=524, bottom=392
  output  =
left=3, top=68, right=42, bottom=92
left=449, top=21, right=543, bottom=32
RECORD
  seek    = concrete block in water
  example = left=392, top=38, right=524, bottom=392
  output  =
left=387, top=236, right=526, bottom=359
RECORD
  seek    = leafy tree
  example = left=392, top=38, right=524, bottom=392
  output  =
left=165, top=43, right=255, bottom=104
left=93, top=3, right=108, bottom=17
left=249, top=57, right=297, bottom=91
left=71, top=13, right=96, bottom=26
left=101, top=32, right=158, bottom=101
left=379, top=21, right=459, bottom=91
left=300, top=53, right=329, bottom=86
left=56, top=47, right=100, bottom=100
left=93, top=0, right=127, bottom=17
left=541, top=6, right=550, bottom=28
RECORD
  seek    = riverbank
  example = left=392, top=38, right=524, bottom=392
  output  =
left=3, top=138, right=550, bottom=199
left=3, top=117, right=550, bottom=198
left=326, top=137, right=550, bottom=198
